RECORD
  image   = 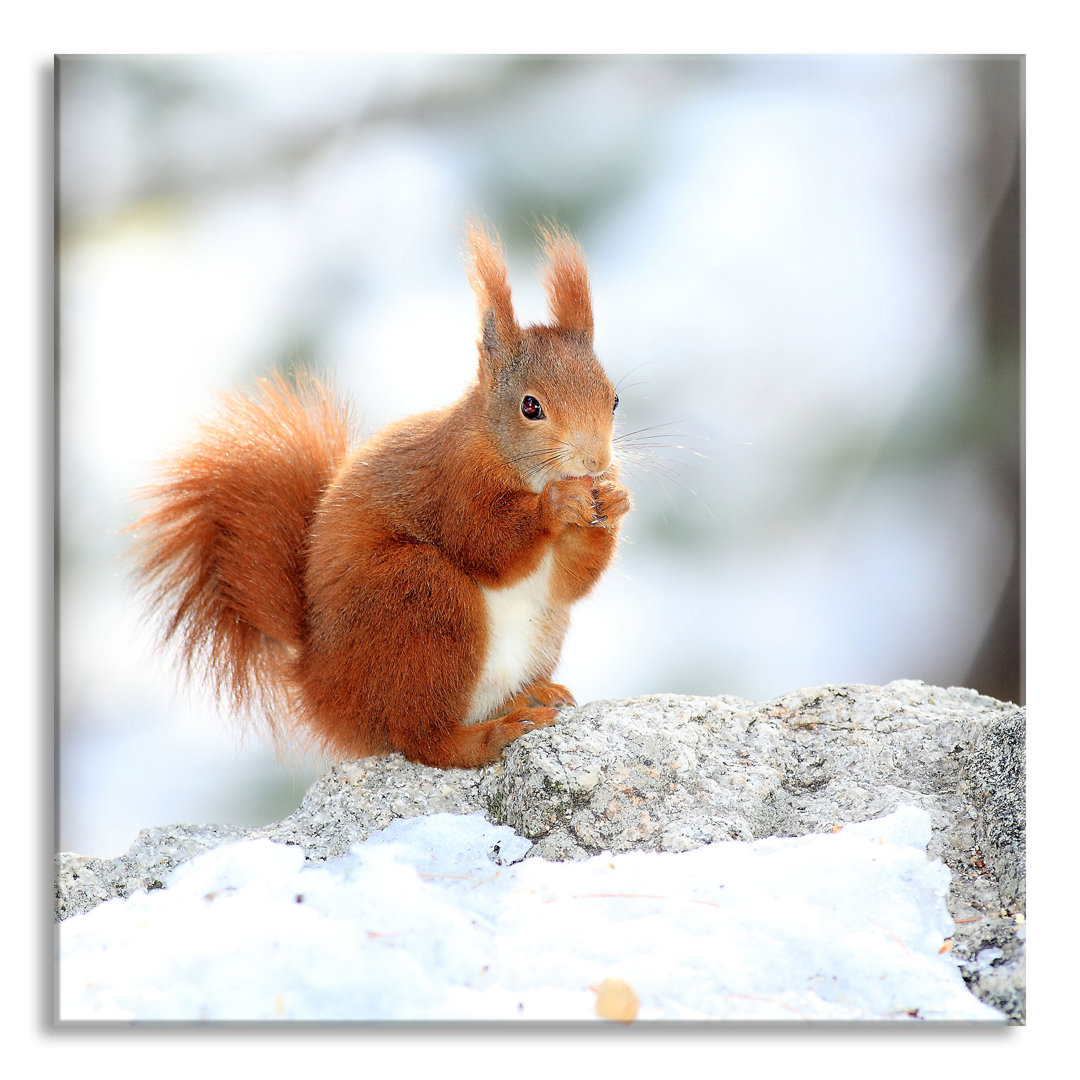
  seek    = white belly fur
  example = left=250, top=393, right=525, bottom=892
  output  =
left=465, top=549, right=559, bottom=723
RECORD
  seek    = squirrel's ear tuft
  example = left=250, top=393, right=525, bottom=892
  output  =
left=465, top=221, right=520, bottom=376
left=539, top=223, right=593, bottom=339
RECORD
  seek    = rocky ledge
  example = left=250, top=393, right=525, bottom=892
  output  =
left=55, top=680, right=1025, bottom=1022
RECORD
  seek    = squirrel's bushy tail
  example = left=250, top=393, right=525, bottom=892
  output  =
left=129, top=371, right=351, bottom=724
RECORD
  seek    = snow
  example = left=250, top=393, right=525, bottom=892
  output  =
left=57, top=805, right=1004, bottom=1023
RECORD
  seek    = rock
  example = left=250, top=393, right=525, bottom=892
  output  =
left=55, top=823, right=251, bottom=921
left=954, top=707, right=1026, bottom=1021
left=55, top=679, right=1025, bottom=1021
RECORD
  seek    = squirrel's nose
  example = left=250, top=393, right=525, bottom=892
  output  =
left=581, top=449, right=611, bottom=475
left=570, top=431, right=611, bottom=477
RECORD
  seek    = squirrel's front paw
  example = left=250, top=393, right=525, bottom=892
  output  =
left=541, top=477, right=598, bottom=528
left=589, top=480, right=631, bottom=526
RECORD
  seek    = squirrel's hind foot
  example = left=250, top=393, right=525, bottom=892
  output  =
left=505, top=679, right=577, bottom=710
left=404, top=704, right=558, bottom=769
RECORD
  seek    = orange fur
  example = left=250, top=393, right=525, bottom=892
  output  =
left=131, top=222, right=630, bottom=768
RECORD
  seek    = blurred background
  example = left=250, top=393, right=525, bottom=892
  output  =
left=57, top=54, right=1022, bottom=858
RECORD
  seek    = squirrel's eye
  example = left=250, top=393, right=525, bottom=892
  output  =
left=521, top=395, right=545, bottom=420
left=613, top=393, right=620, bottom=413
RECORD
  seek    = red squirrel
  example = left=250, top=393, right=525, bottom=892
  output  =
left=131, top=222, right=630, bottom=769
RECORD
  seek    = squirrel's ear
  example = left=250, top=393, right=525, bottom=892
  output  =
left=465, top=221, right=520, bottom=379
left=539, top=223, right=593, bottom=339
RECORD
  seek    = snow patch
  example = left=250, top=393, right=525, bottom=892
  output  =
left=58, top=805, right=1004, bottom=1022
